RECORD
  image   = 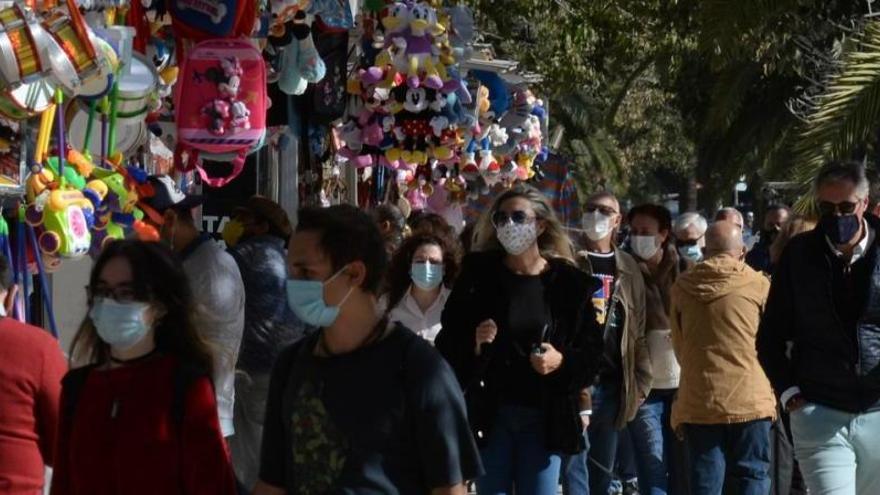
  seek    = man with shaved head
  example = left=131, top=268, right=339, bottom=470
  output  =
left=670, top=220, right=775, bottom=494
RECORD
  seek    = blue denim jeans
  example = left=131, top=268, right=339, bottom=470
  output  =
left=683, top=419, right=772, bottom=495
left=790, top=402, right=880, bottom=495
left=628, top=390, right=670, bottom=495
left=586, top=384, right=623, bottom=494
left=477, top=405, right=562, bottom=495
left=561, top=429, right=589, bottom=495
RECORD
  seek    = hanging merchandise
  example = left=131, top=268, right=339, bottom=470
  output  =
left=168, top=0, right=259, bottom=41
left=174, top=38, right=268, bottom=187
left=310, top=22, right=349, bottom=123
left=277, top=11, right=325, bottom=96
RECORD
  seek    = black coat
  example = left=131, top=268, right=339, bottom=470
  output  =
left=435, top=251, right=603, bottom=454
left=757, top=215, right=880, bottom=412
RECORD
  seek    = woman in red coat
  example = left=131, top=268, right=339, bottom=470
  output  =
left=50, top=240, right=236, bottom=495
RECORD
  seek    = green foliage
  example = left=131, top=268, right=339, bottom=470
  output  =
left=463, top=0, right=880, bottom=207
left=791, top=20, right=880, bottom=185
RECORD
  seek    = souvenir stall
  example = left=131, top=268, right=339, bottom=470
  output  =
left=331, top=2, right=554, bottom=233
left=0, top=0, right=572, bottom=338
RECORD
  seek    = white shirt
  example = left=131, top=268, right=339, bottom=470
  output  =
left=384, top=287, right=450, bottom=345
left=826, top=219, right=875, bottom=264
left=783, top=220, right=875, bottom=409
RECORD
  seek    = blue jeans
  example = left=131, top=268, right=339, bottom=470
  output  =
left=477, top=405, right=562, bottom=495
left=790, top=402, right=880, bottom=494
left=628, top=390, right=670, bottom=495
left=561, top=429, right=589, bottom=495
left=586, top=385, right=623, bottom=494
left=683, top=419, right=771, bottom=495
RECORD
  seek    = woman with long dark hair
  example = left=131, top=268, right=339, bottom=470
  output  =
left=51, top=240, right=236, bottom=495
left=436, top=184, right=603, bottom=495
left=382, top=231, right=462, bottom=344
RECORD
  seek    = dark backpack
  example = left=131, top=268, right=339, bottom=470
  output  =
left=61, top=361, right=209, bottom=426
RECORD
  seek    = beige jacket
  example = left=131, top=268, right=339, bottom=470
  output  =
left=578, top=249, right=653, bottom=428
left=669, top=255, right=776, bottom=430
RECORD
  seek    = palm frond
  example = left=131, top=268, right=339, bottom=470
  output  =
left=790, top=20, right=880, bottom=185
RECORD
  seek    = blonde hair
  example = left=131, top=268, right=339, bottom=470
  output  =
left=769, top=215, right=817, bottom=265
left=472, top=184, right=575, bottom=262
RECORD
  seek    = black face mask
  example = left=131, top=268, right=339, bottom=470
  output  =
left=820, top=213, right=861, bottom=245
left=761, top=229, right=779, bottom=243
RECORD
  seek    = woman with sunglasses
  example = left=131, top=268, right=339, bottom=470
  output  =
left=382, top=231, right=462, bottom=344
left=436, top=184, right=604, bottom=495
left=50, top=240, right=236, bottom=495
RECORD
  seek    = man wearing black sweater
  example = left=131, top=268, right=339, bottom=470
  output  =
left=757, top=161, right=880, bottom=494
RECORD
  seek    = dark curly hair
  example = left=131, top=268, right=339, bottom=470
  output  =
left=409, top=211, right=455, bottom=238
left=383, top=231, right=463, bottom=314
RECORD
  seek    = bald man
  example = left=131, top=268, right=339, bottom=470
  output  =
left=669, top=221, right=775, bottom=494
left=714, top=208, right=745, bottom=229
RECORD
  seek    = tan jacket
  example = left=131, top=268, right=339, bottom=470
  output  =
left=669, top=255, right=776, bottom=430
left=578, top=249, right=653, bottom=428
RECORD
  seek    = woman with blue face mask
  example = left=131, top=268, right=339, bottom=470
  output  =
left=436, top=184, right=604, bottom=495
left=51, top=240, right=236, bottom=495
left=381, top=231, right=463, bottom=344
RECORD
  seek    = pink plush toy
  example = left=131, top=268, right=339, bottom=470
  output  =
left=219, top=57, right=244, bottom=99
left=202, top=99, right=231, bottom=135
left=230, top=101, right=251, bottom=130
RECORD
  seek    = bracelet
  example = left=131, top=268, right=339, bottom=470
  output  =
left=579, top=410, right=592, bottom=417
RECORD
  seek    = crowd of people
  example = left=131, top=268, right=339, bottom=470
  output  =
left=1, top=160, right=879, bottom=495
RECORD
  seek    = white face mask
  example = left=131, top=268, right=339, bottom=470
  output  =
left=631, top=235, right=660, bottom=260
left=582, top=211, right=613, bottom=242
left=496, top=222, right=538, bottom=255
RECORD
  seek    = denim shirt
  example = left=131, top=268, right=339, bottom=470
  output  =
left=229, top=235, right=307, bottom=374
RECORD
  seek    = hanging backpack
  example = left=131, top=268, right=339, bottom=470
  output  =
left=169, top=0, right=259, bottom=41
left=175, top=38, right=268, bottom=187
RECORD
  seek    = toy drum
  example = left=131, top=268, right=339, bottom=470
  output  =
left=0, top=77, right=54, bottom=117
left=0, top=4, right=56, bottom=116
left=40, top=11, right=101, bottom=94
left=115, top=53, right=157, bottom=122
left=65, top=100, right=148, bottom=158
left=0, top=3, right=45, bottom=87
left=77, top=34, right=117, bottom=100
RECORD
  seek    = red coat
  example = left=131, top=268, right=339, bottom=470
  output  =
left=0, top=317, right=66, bottom=494
left=50, top=355, right=236, bottom=495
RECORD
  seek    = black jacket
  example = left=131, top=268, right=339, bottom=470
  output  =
left=757, top=215, right=880, bottom=413
left=228, top=235, right=307, bottom=373
left=435, top=251, right=603, bottom=454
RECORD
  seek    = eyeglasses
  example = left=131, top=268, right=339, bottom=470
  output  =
left=492, top=210, right=535, bottom=227
left=677, top=239, right=700, bottom=247
left=86, top=284, right=149, bottom=304
left=818, top=200, right=861, bottom=216
left=584, top=204, right=618, bottom=216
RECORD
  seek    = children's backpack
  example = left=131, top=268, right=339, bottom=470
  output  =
left=169, top=0, right=259, bottom=41
left=175, top=38, right=268, bottom=187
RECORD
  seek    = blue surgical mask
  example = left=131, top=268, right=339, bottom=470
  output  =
left=89, top=298, right=152, bottom=350
left=411, top=262, right=444, bottom=290
left=286, top=266, right=354, bottom=328
left=678, top=244, right=703, bottom=263
left=821, top=213, right=861, bottom=245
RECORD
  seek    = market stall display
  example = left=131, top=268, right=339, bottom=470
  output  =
left=0, top=0, right=566, bottom=335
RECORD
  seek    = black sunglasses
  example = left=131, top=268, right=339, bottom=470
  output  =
left=818, top=200, right=860, bottom=216
left=492, top=210, right=535, bottom=227
left=677, top=239, right=700, bottom=247
left=584, top=204, right=618, bottom=216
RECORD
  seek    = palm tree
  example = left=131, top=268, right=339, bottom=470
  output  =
left=790, top=20, right=880, bottom=187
